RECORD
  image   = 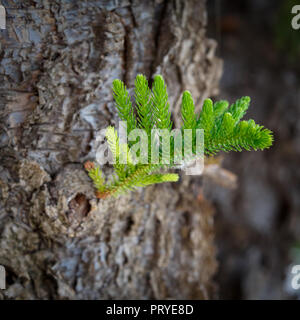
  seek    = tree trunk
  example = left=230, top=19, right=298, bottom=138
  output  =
left=0, top=0, right=222, bottom=299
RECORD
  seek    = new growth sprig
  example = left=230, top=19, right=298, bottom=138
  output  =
left=85, top=74, right=273, bottom=199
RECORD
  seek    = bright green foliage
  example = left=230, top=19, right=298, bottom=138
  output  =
left=112, top=79, right=136, bottom=134
left=213, top=100, right=229, bottom=118
left=181, top=91, right=197, bottom=130
left=86, top=166, right=106, bottom=193
left=105, top=126, right=134, bottom=180
left=85, top=74, right=273, bottom=199
left=228, top=96, right=250, bottom=124
left=151, top=75, right=172, bottom=130
left=134, top=74, right=153, bottom=135
left=194, top=95, right=273, bottom=155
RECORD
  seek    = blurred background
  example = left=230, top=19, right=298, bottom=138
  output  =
left=206, top=0, right=300, bottom=299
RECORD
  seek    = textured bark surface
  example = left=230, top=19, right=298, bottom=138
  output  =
left=0, top=0, right=222, bottom=299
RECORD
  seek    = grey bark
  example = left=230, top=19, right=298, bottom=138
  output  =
left=0, top=0, right=222, bottom=299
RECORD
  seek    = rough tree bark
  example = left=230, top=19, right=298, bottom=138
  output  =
left=0, top=0, right=222, bottom=299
